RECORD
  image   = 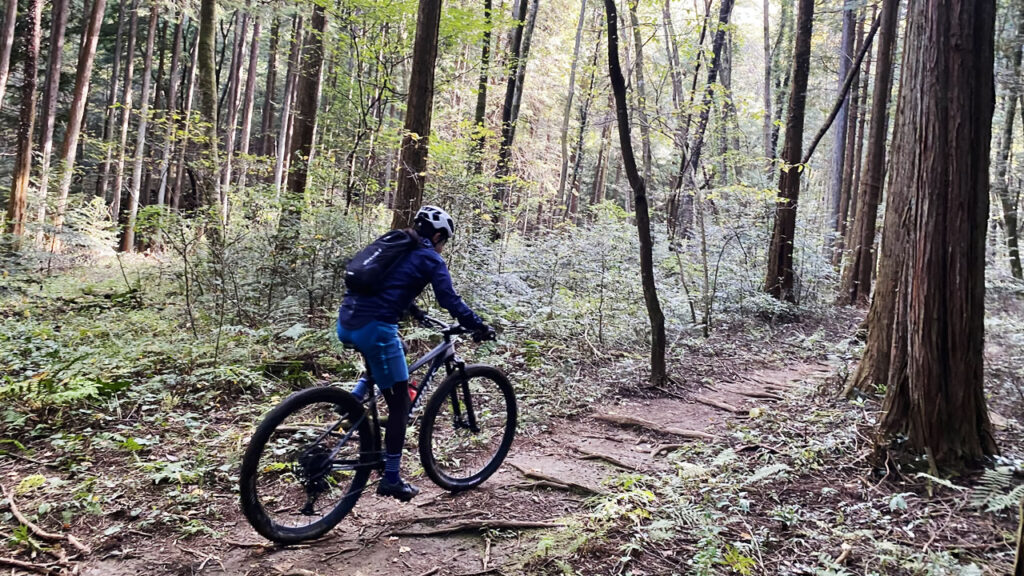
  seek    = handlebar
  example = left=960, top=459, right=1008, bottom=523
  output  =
left=420, top=314, right=493, bottom=341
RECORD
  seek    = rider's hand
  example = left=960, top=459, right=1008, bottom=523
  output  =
left=472, top=325, right=497, bottom=342
left=408, top=304, right=427, bottom=323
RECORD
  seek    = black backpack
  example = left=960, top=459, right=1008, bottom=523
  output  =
left=344, top=229, right=420, bottom=295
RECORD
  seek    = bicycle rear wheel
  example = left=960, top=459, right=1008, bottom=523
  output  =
left=419, top=365, right=517, bottom=491
left=239, top=386, right=377, bottom=543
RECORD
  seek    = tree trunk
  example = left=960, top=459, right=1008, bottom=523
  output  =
left=273, top=15, right=302, bottom=198
left=557, top=0, right=587, bottom=202
left=236, top=16, right=261, bottom=191
left=763, top=0, right=814, bottom=302
left=492, top=0, right=530, bottom=221
left=767, top=0, right=794, bottom=165
left=834, top=13, right=866, bottom=266
left=173, top=28, right=199, bottom=211
left=277, top=5, right=324, bottom=241
left=505, top=0, right=539, bottom=160
left=51, top=0, right=107, bottom=236
left=390, top=0, right=443, bottom=230
left=839, top=0, right=899, bottom=306
left=157, top=13, right=186, bottom=206
left=96, top=0, right=128, bottom=199
left=566, top=17, right=602, bottom=221
left=995, top=3, right=1024, bottom=279
left=196, top=0, right=222, bottom=218
left=220, top=10, right=250, bottom=210
left=0, top=0, right=16, bottom=110
left=471, top=0, right=493, bottom=173
left=260, top=17, right=279, bottom=157
left=762, top=0, right=771, bottom=160
left=828, top=5, right=855, bottom=244
left=4, top=0, right=42, bottom=238
left=122, top=3, right=159, bottom=252
left=628, top=0, right=651, bottom=186
left=861, top=0, right=997, bottom=472
left=110, top=1, right=140, bottom=222
left=34, top=0, right=70, bottom=238
left=605, top=0, right=665, bottom=386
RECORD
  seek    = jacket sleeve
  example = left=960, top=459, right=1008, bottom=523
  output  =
left=429, top=257, right=484, bottom=329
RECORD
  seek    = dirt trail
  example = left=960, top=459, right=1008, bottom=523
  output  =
left=72, top=362, right=833, bottom=576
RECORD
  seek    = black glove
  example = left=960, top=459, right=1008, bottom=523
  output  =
left=472, top=325, right=496, bottom=342
left=408, top=304, right=427, bottom=322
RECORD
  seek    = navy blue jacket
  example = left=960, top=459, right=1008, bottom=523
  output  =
left=338, top=237, right=483, bottom=330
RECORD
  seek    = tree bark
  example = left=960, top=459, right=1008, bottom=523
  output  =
left=4, top=0, right=43, bottom=238
left=767, top=0, right=794, bottom=165
left=51, top=0, right=107, bottom=235
left=96, top=0, right=128, bottom=199
left=273, top=15, right=302, bottom=198
left=491, top=0, right=530, bottom=221
left=122, top=3, right=159, bottom=252
left=763, top=0, right=814, bottom=302
left=762, top=0, right=771, bottom=160
left=834, top=13, right=867, bottom=266
left=260, top=17, right=279, bottom=157
left=605, top=0, right=665, bottom=386
left=34, top=0, right=70, bottom=237
left=628, top=0, right=651, bottom=186
left=839, top=0, right=900, bottom=306
left=110, top=1, right=140, bottom=222
left=157, top=13, right=186, bottom=206
left=277, top=5, right=325, bottom=241
left=220, top=10, right=250, bottom=208
left=504, top=0, right=539, bottom=162
left=862, top=0, right=997, bottom=472
left=471, top=0, right=493, bottom=173
left=828, top=5, right=855, bottom=244
left=557, top=0, right=587, bottom=202
left=196, top=0, right=222, bottom=220
left=0, top=0, right=16, bottom=110
left=994, top=2, right=1024, bottom=279
left=390, top=0, right=443, bottom=230
left=172, top=28, right=199, bottom=211
left=236, top=16, right=261, bottom=191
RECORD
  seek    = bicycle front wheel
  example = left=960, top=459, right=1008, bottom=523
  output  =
left=239, top=386, right=376, bottom=543
left=419, top=365, right=517, bottom=491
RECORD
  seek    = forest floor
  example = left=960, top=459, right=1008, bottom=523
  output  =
left=1, top=255, right=1022, bottom=575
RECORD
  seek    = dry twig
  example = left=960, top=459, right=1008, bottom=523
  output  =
left=1, top=483, right=90, bottom=555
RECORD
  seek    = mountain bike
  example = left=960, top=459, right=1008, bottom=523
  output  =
left=238, top=316, right=518, bottom=543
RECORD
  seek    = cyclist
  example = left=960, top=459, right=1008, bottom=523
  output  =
left=336, top=205, right=495, bottom=502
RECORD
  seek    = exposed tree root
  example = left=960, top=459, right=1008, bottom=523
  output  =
left=390, top=519, right=564, bottom=537
left=0, top=556, right=57, bottom=575
left=509, top=462, right=604, bottom=495
left=1, top=483, right=90, bottom=555
left=693, top=395, right=746, bottom=414
left=650, top=444, right=689, bottom=458
left=594, top=413, right=717, bottom=440
left=720, top=387, right=785, bottom=401
left=574, top=447, right=638, bottom=471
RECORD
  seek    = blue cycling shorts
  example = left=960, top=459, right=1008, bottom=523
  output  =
left=336, top=320, right=409, bottom=389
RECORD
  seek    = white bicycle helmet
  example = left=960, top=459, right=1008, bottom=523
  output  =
left=414, top=205, right=455, bottom=241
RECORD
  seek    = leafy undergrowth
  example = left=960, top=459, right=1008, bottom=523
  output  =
left=519, top=289, right=1024, bottom=576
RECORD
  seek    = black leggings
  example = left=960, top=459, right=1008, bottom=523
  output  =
left=381, top=381, right=410, bottom=455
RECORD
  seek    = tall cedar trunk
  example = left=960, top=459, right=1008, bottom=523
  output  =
left=839, top=0, right=899, bottom=307
left=143, top=19, right=167, bottom=204
left=605, top=0, right=665, bottom=385
left=471, top=0, right=493, bottom=173
left=35, top=0, right=70, bottom=235
left=629, top=0, right=651, bottom=186
left=110, top=2, right=140, bottom=221
left=51, top=0, right=107, bottom=234
left=557, top=0, right=587, bottom=201
left=566, top=19, right=602, bottom=220
left=97, top=0, right=128, bottom=198
left=0, top=0, right=16, bottom=109
left=763, top=0, right=814, bottom=302
left=492, top=0, right=529, bottom=214
left=260, top=18, right=279, bottom=157
left=122, top=4, right=159, bottom=252
left=762, top=0, right=771, bottom=160
left=828, top=5, right=855, bottom=242
left=505, top=0, right=539, bottom=160
left=834, top=13, right=866, bottom=265
left=591, top=100, right=612, bottom=204
left=995, top=2, right=1024, bottom=279
left=197, top=0, right=222, bottom=219
left=236, top=16, right=261, bottom=191
left=219, top=10, right=245, bottom=131
left=273, top=15, right=301, bottom=197
left=863, top=0, right=997, bottom=471
left=173, top=29, right=199, bottom=211
left=847, top=8, right=873, bottom=252
left=390, top=0, right=443, bottom=229
left=767, top=0, right=793, bottom=164
left=220, top=11, right=250, bottom=207
left=277, top=5, right=324, bottom=241
left=157, top=14, right=186, bottom=206
left=3, top=0, right=42, bottom=237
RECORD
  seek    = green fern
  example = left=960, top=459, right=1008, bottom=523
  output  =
left=970, top=467, right=1024, bottom=512
left=745, top=463, right=791, bottom=485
